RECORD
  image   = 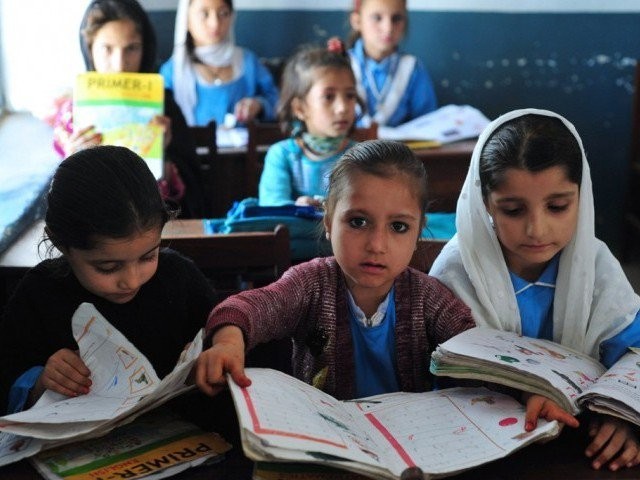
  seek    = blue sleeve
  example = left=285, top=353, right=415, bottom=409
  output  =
left=599, top=311, right=640, bottom=368
left=7, top=366, right=43, bottom=414
left=259, top=141, right=295, bottom=206
left=406, top=59, right=437, bottom=119
left=159, top=58, right=174, bottom=90
left=244, top=51, right=279, bottom=121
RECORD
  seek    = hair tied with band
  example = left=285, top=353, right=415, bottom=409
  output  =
left=327, top=36, right=346, bottom=56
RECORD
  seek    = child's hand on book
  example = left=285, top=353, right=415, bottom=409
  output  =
left=194, top=325, right=251, bottom=397
left=150, top=115, right=171, bottom=149
left=586, top=415, right=640, bottom=471
left=61, top=125, right=102, bottom=155
left=35, top=348, right=92, bottom=402
left=523, top=393, right=579, bottom=431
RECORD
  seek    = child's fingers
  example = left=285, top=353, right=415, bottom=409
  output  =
left=44, top=349, right=91, bottom=389
left=607, top=439, right=639, bottom=471
left=525, top=394, right=578, bottom=431
left=543, top=402, right=579, bottom=428
left=586, top=420, right=616, bottom=459
left=586, top=419, right=640, bottom=471
left=590, top=434, right=625, bottom=470
left=194, top=350, right=228, bottom=396
left=524, top=394, right=545, bottom=431
left=226, top=361, right=251, bottom=388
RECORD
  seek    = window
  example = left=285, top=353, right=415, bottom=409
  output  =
left=0, top=1, right=87, bottom=115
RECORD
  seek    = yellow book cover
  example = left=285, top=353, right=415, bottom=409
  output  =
left=73, top=72, right=165, bottom=179
left=30, top=410, right=231, bottom=480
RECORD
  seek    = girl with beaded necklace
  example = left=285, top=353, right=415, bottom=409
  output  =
left=258, top=41, right=361, bottom=207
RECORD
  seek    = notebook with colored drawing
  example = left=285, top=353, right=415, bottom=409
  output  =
left=228, top=368, right=559, bottom=480
left=431, top=327, right=640, bottom=425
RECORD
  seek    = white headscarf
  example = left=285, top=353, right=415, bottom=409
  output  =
left=430, top=108, right=640, bottom=358
left=172, top=0, right=239, bottom=125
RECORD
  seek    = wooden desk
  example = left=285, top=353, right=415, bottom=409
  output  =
left=206, top=140, right=475, bottom=218
left=415, top=139, right=475, bottom=213
left=1, top=390, right=636, bottom=479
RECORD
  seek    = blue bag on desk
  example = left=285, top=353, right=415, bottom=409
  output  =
left=205, top=198, right=330, bottom=261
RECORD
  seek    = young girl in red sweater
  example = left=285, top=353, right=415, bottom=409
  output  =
left=195, top=139, right=474, bottom=400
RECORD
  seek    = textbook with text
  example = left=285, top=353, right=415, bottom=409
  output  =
left=228, top=368, right=559, bottom=480
left=73, top=72, right=165, bottom=179
left=30, top=409, right=230, bottom=480
left=430, top=327, right=640, bottom=424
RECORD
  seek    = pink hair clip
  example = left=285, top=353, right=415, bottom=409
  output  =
left=327, top=36, right=345, bottom=55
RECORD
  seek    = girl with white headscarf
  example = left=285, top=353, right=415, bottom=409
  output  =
left=431, top=108, right=640, bottom=471
left=160, top=0, right=279, bottom=126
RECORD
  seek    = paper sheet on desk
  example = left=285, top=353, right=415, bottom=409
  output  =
left=217, top=126, right=248, bottom=149
left=0, top=303, right=203, bottom=440
left=378, top=105, right=490, bottom=144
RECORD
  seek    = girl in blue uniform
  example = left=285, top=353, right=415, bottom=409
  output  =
left=258, top=42, right=360, bottom=207
left=431, top=108, right=640, bottom=472
left=161, top=0, right=279, bottom=126
left=347, top=0, right=437, bottom=127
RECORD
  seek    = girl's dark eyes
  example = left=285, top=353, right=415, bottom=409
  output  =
left=391, top=14, right=406, bottom=23
left=500, top=203, right=570, bottom=217
left=501, top=207, right=523, bottom=217
left=349, top=217, right=367, bottom=228
left=95, top=264, right=119, bottom=274
left=548, top=203, right=569, bottom=212
left=347, top=218, right=410, bottom=233
left=391, top=222, right=409, bottom=233
left=94, top=253, right=157, bottom=274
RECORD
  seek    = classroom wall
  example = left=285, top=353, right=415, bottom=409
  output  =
left=148, top=5, right=639, bottom=251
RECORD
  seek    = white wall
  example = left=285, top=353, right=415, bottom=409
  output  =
left=143, top=0, right=640, bottom=12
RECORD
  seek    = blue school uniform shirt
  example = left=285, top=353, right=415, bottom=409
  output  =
left=510, top=254, right=640, bottom=368
left=347, top=288, right=399, bottom=398
left=160, top=48, right=278, bottom=126
left=348, top=39, right=437, bottom=127
left=258, top=138, right=355, bottom=206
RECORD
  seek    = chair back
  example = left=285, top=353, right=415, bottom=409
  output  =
left=188, top=120, right=217, bottom=167
left=246, top=121, right=286, bottom=197
left=161, top=222, right=291, bottom=294
left=351, top=122, right=378, bottom=142
left=409, top=239, right=447, bottom=273
left=188, top=120, right=217, bottom=216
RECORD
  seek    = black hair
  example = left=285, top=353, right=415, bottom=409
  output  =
left=80, top=0, right=157, bottom=73
left=278, top=44, right=363, bottom=135
left=479, top=114, right=583, bottom=198
left=325, top=139, right=427, bottom=223
left=45, top=145, right=171, bottom=251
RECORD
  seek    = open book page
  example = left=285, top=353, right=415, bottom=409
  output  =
left=0, top=303, right=202, bottom=440
left=430, top=327, right=606, bottom=414
left=576, top=350, right=640, bottom=425
left=0, top=433, right=46, bottom=467
left=29, top=409, right=230, bottom=480
left=377, top=105, right=490, bottom=144
left=229, top=368, right=559, bottom=480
